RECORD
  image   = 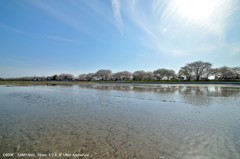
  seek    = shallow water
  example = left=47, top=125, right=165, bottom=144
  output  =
left=0, top=84, right=240, bottom=159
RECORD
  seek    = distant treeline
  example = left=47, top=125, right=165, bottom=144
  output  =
left=1, top=61, right=240, bottom=82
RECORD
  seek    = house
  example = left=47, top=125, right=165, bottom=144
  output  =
left=178, top=76, right=184, bottom=80
left=62, top=75, right=73, bottom=81
left=47, top=76, right=52, bottom=81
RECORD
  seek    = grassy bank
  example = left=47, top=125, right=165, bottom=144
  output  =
left=0, top=80, right=81, bottom=86
left=1, top=80, right=240, bottom=86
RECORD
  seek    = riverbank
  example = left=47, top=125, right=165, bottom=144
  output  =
left=1, top=80, right=240, bottom=86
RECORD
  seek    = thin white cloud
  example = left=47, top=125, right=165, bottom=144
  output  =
left=80, top=1, right=115, bottom=26
left=122, top=0, right=161, bottom=42
left=26, top=0, right=95, bottom=37
left=119, top=0, right=164, bottom=54
left=152, top=0, right=168, bottom=14
left=41, top=35, right=82, bottom=44
left=111, top=0, right=123, bottom=34
left=0, top=23, right=24, bottom=34
left=0, top=23, right=81, bottom=44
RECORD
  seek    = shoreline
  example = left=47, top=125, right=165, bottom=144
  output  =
left=1, top=80, right=240, bottom=86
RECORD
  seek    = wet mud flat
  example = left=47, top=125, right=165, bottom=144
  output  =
left=0, top=84, right=240, bottom=159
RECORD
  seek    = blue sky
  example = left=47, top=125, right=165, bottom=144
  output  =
left=0, top=0, right=240, bottom=78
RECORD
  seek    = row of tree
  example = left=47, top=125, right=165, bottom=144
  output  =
left=178, top=62, right=240, bottom=80
left=3, top=61, right=240, bottom=81
left=76, top=61, right=240, bottom=81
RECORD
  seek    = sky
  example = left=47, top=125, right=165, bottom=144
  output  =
left=0, top=0, right=240, bottom=78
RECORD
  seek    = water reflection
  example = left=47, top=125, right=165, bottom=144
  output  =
left=78, top=84, right=240, bottom=106
left=178, top=85, right=240, bottom=97
left=78, top=84, right=240, bottom=96
left=78, top=84, right=133, bottom=91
